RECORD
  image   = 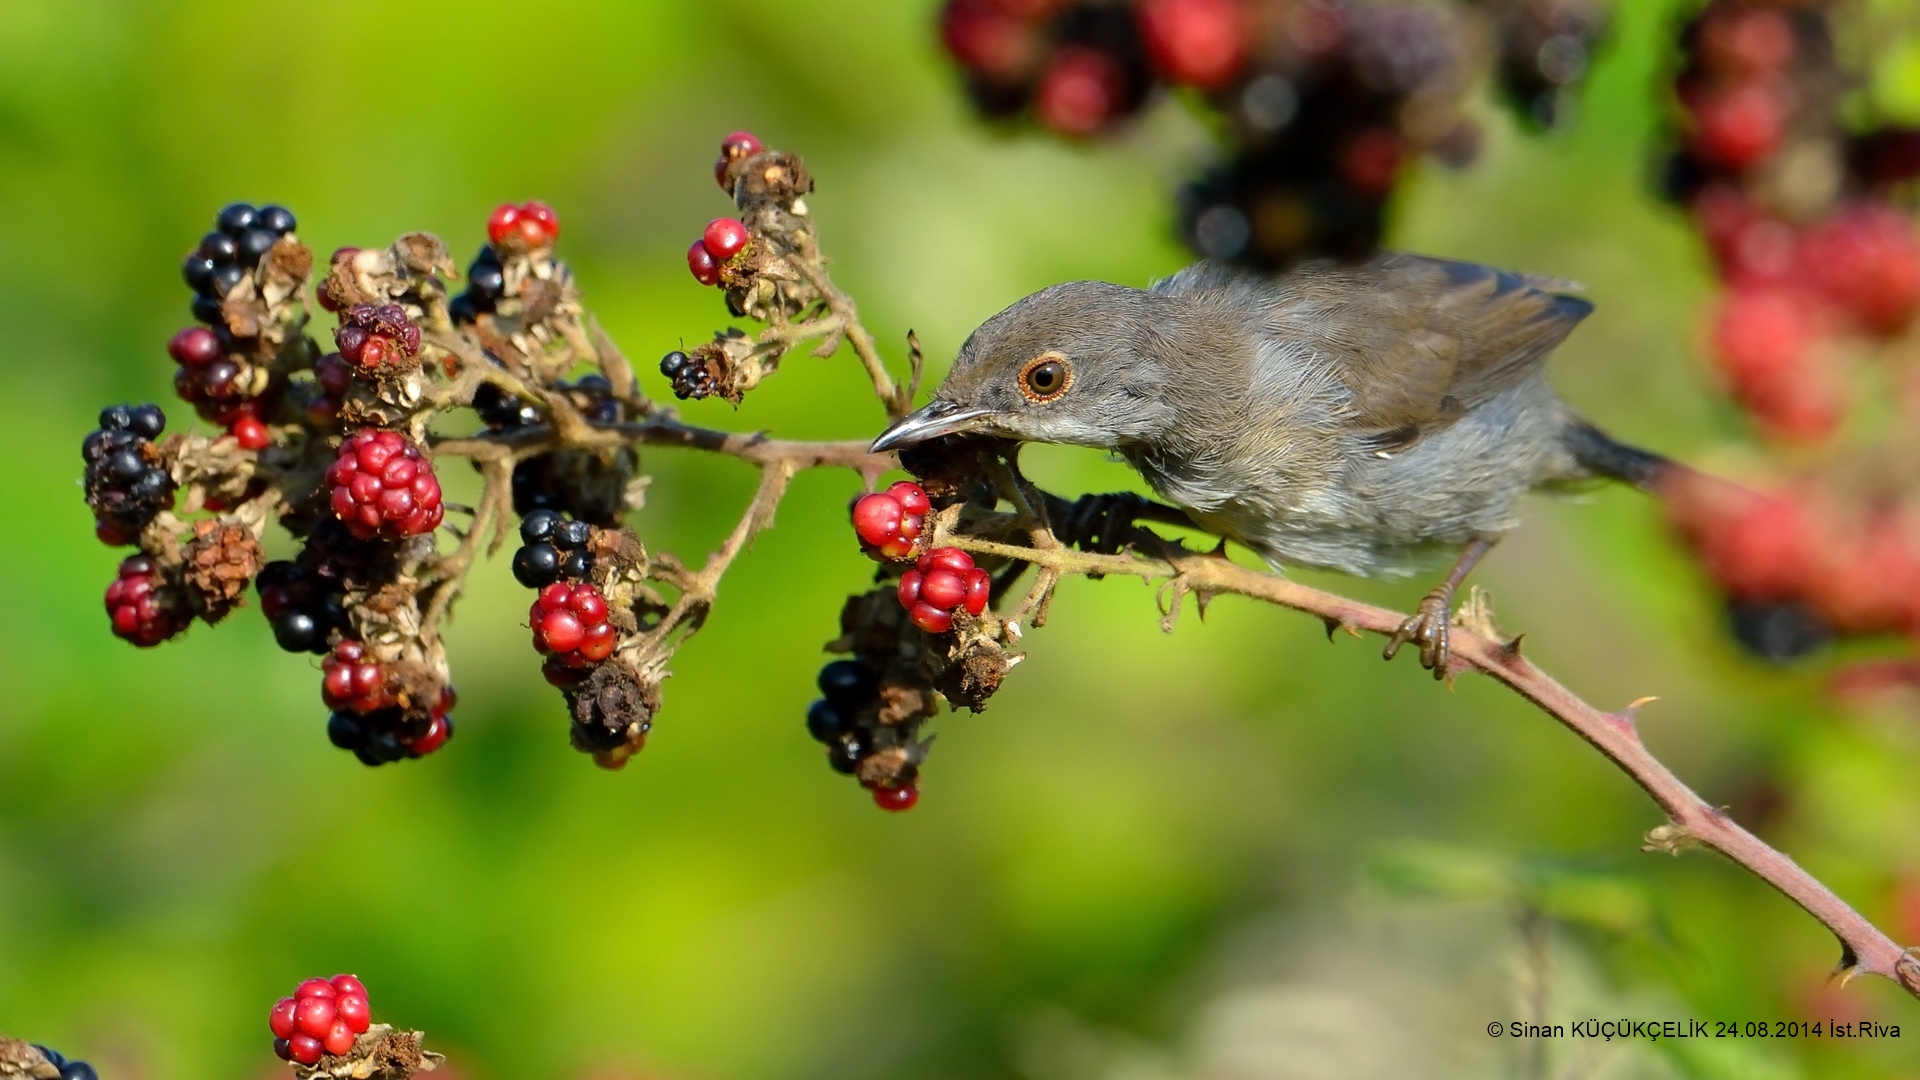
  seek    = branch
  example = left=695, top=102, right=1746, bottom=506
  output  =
left=939, top=528, right=1920, bottom=1000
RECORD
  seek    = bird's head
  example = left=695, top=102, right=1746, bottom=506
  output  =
left=871, top=280, right=1184, bottom=454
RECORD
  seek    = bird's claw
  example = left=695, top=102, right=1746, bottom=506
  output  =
left=1384, top=592, right=1453, bottom=679
left=1056, top=492, right=1151, bottom=555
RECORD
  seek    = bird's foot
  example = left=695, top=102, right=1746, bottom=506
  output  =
left=1384, top=590, right=1454, bottom=679
left=1054, top=492, right=1153, bottom=555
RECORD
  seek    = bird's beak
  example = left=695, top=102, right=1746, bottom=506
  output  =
left=869, top=400, right=994, bottom=454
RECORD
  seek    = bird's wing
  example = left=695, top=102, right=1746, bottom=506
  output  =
left=1173, top=254, right=1592, bottom=449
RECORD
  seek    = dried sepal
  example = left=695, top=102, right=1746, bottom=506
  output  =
left=0, top=1038, right=60, bottom=1080
left=290, top=1025, right=443, bottom=1080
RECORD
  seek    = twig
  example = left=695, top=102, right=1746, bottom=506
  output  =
left=938, top=530, right=1920, bottom=1001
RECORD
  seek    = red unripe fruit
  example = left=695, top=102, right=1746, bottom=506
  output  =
left=715, top=131, right=765, bottom=189
left=853, top=493, right=904, bottom=547
left=1339, top=129, right=1402, bottom=197
left=323, top=1019, right=356, bottom=1057
left=327, top=430, right=444, bottom=540
left=941, top=0, right=1043, bottom=81
left=1691, top=84, right=1785, bottom=170
left=288, top=1036, right=324, bottom=1066
left=873, top=784, right=919, bottom=812
left=335, top=993, right=371, bottom=1032
left=898, top=513, right=925, bottom=540
left=1138, top=0, right=1249, bottom=89
left=1803, top=205, right=1920, bottom=335
left=579, top=622, right=618, bottom=661
left=898, top=569, right=923, bottom=609
left=963, top=567, right=992, bottom=615
left=329, top=974, right=367, bottom=996
left=920, top=568, right=970, bottom=610
left=1036, top=47, right=1125, bottom=137
left=96, top=519, right=132, bottom=546
left=703, top=218, right=750, bottom=260
left=909, top=602, right=954, bottom=634
left=885, top=481, right=931, bottom=515
left=270, top=997, right=299, bottom=1039
left=231, top=414, right=269, bottom=450
left=687, top=241, right=720, bottom=286
left=168, top=326, right=222, bottom=366
left=570, top=589, right=608, bottom=624
left=917, top=547, right=976, bottom=577
left=538, top=583, right=572, bottom=610
left=535, top=610, right=586, bottom=654
left=486, top=203, right=522, bottom=245
left=522, top=201, right=560, bottom=242
left=879, top=537, right=916, bottom=559
left=294, top=995, right=338, bottom=1038
left=1699, top=9, right=1796, bottom=79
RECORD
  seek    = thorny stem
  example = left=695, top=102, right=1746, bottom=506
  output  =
left=938, top=530, right=1920, bottom=1002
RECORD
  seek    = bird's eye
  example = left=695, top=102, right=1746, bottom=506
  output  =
left=1018, top=355, right=1072, bottom=403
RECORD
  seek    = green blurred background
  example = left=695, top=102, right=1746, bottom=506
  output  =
left=4, top=1, right=1919, bottom=1077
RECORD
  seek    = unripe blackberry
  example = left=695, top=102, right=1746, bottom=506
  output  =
left=702, top=217, right=751, bottom=261
left=486, top=200, right=561, bottom=249
left=512, top=509, right=594, bottom=588
left=530, top=581, right=618, bottom=669
left=273, top=974, right=372, bottom=1063
left=84, top=403, right=174, bottom=542
left=851, top=481, right=930, bottom=559
left=687, top=241, right=721, bottom=286
left=896, top=547, right=992, bottom=633
left=321, top=639, right=396, bottom=714
left=335, top=304, right=423, bottom=374
left=326, top=430, right=444, bottom=540
left=715, top=130, right=765, bottom=189
left=326, top=687, right=456, bottom=766
left=104, top=554, right=187, bottom=647
left=871, top=783, right=919, bottom=812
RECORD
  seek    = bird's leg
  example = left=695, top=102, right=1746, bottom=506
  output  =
left=1383, top=537, right=1496, bottom=679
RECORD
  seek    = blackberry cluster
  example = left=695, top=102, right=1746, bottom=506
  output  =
left=509, top=375, right=634, bottom=525
left=167, top=324, right=273, bottom=443
left=449, top=244, right=507, bottom=325
left=334, top=303, right=422, bottom=374
left=29, top=1046, right=98, bottom=1080
left=104, top=554, right=187, bottom=647
left=1727, top=597, right=1831, bottom=663
left=254, top=517, right=402, bottom=654
left=659, top=349, right=717, bottom=401
left=940, top=0, right=1154, bottom=135
left=807, top=659, right=922, bottom=812
left=513, top=509, right=593, bottom=589
left=270, top=974, right=373, bottom=1064
left=180, top=201, right=296, bottom=326
left=327, top=685, right=456, bottom=767
left=1489, top=0, right=1606, bottom=130
left=83, top=403, right=172, bottom=545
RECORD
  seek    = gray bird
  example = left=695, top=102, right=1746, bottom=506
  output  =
left=869, top=252, right=1668, bottom=674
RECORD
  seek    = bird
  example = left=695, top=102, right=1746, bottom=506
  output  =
left=868, top=251, right=1670, bottom=675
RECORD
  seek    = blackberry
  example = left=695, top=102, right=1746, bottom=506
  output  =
left=827, top=730, right=867, bottom=775
left=471, top=381, right=541, bottom=430
left=179, top=202, right=297, bottom=325
left=660, top=349, right=717, bottom=400
left=334, top=303, right=422, bottom=373
left=1728, top=598, right=1832, bottom=663
left=452, top=245, right=507, bottom=324
left=818, top=658, right=880, bottom=706
left=512, top=509, right=593, bottom=588
left=29, top=1047, right=98, bottom=1080
left=256, top=559, right=352, bottom=654
left=506, top=375, right=634, bottom=523
left=806, top=699, right=854, bottom=743
left=83, top=402, right=174, bottom=543
left=325, top=688, right=455, bottom=766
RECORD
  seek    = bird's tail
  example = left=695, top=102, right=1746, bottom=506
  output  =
left=1564, top=420, right=1672, bottom=493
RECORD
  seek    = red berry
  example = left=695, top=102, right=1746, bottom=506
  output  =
left=941, top=0, right=1044, bottom=81
left=917, top=547, right=975, bottom=577
left=408, top=715, right=453, bottom=757
left=1137, top=0, right=1248, bottom=89
left=909, top=602, right=953, bottom=634
left=703, top=218, right=750, bottom=261
left=95, top=519, right=132, bottom=546
left=530, top=582, right=614, bottom=664
left=963, top=567, right=992, bottom=615
left=326, top=430, right=444, bottom=540
left=322, top=639, right=395, bottom=714
left=486, top=203, right=522, bottom=245
left=687, top=241, right=721, bottom=286
left=168, top=326, right=222, bottom=367
left=1036, top=47, right=1124, bottom=137
left=231, top=414, right=270, bottom=450
left=885, top=481, right=931, bottom=516
left=578, top=622, right=618, bottom=662
left=1803, top=205, right=1920, bottom=335
left=331, top=973, right=367, bottom=998
left=294, top=994, right=337, bottom=1039
left=1699, top=9, right=1796, bottom=79
left=873, top=784, right=919, bottom=812
left=104, top=555, right=185, bottom=647
left=1691, top=84, right=1785, bottom=170
left=288, top=1036, right=324, bottom=1066
left=323, top=1019, right=356, bottom=1057
left=522, top=200, right=560, bottom=242
left=898, top=569, right=923, bottom=609
left=853, top=493, right=904, bottom=548
left=1338, top=129, right=1402, bottom=197
left=920, top=568, right=969, bottom=610
left=270, top=997, right=299, bottom=1039
left=715, top=131, right=765, bottom=189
